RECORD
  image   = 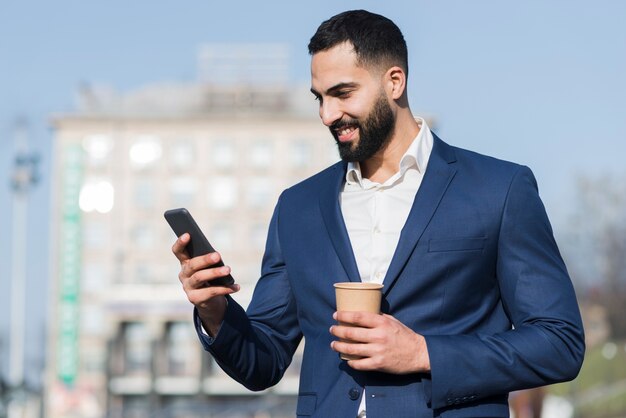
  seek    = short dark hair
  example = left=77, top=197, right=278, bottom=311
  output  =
left=308, top=9, right=408, bottom=75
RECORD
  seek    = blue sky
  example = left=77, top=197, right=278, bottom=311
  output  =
left=1, top=0, right=625, bottom=383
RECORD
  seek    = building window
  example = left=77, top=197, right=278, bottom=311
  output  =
left=121, top=322, right=152, bottom=376
left=212, top=140, right=236, bottom=169
left=249, top=140, right=273, bottom=169
left=291, top=140, right=312, bottom=169
left=246, top=177, right=272, bottom=208
left=327, top=142, right=340, bottom=164
left=168, top=177, right=196, bottom=208
left=81, top=305, right=104, bottom=336
left=121, top=395, right=151, bottom=418
left=160, top=396, right=198, bottom=418
left=79, top=178, right=115, bottom=214
left=131, top=223, right=155, bottom=250
left=169, top=142, right=194, bottom=169
left=129, top=135, right=162, bottom=170
left=164, top=322, right=198, bottom=376
left=135, top=264, right=153, bottom=284
left=210, top=222, right=234, bottom=251
left=251, top=222, right=268, bottom=251
left=83, top=134, right=113, bottom=167
left=82, top=261, right=108, bottom=292
left=83, top=220, right=108, bottom=249
left=81, top=345, right=106, bottom=373
left=209, top=176, right=237, bottom=210
left=134, top=178, right=156, bottom=209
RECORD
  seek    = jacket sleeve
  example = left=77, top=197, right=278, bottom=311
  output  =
left=424, top=165, right=585, bottom=410
left=193, top=195, right=302, bottom=391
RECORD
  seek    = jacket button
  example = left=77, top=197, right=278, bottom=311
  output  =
left=349, top=388, right=360, bottom=400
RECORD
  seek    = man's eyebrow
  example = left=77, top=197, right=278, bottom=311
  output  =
left=310, top=82, right=359, bottom=97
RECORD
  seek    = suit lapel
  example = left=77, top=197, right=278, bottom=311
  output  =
left=383, top=135, right=457, bottom=295
left=318, top=162, right=361, bottom=282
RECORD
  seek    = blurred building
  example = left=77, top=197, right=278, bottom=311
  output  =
left=45, top=45, right=336, bottom=418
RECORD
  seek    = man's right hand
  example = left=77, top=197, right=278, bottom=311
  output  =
left=172, top=233, right=240, bottom=337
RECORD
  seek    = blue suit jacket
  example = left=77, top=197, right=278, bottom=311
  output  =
left=197, top=135, right=585, bottom=417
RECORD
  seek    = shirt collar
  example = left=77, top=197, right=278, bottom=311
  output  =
left=345, top=117, right=433, bottom=187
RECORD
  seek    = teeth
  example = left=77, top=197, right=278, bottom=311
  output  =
left=339, top=127, right=355, bottom=136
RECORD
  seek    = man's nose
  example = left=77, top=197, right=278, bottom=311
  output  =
left=320, top=100, right=342, bottom=127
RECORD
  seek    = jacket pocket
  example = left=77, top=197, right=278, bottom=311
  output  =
left=296, top=392, right=317, bottom=416
left=428, top=237, right=486, bottom=252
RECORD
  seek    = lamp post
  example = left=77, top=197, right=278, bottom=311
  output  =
left=6, top=117, right=40, bottom=418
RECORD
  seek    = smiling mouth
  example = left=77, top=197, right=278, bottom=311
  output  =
left=334, top=125, right=358, bottom=142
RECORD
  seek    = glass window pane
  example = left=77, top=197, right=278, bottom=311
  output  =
left=83, top=134, right=113, bottom=167
left=327, top=142, right=340, bottom=164
left=209, top=176, right=237, bottom=210
left=81, top=305, right=103, bottom=336
left=129, top=135, right=162, bottom=169
left=82, top=261, right=108, bottom=292
left=246, top=177, right=272, bottom=208
left=165, top=322, right=198, bottom=376
left=134, top=178, right=155, bottom=209
left=170, top=142, right=194, bottom=168
left=291, top=140, right=312, bottom=168
left=79, top=178, right=115, bottom=214
left=122, top=395, right=151, bottom=418
left=134, top=264, right=153, bottom=284
left=169, top=177, right=197, bottom=208
left=131, top=224, right=155, bottom=250
left=251, top=222, right=268, bottom=251
left=212, top=141, right=236, bottom=169
left=249, top=140, right=273, bottom=168
left=210, top=222, right=234, bottom=251
left=83, top=221, right=108, bottom=249
left=123, top=322, right=152, bottom=375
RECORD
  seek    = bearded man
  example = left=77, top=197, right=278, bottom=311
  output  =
left=172, top=10, right=584, bottom=418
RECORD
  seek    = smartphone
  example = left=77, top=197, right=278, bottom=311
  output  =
left=164, top=208, right=235, bottom=286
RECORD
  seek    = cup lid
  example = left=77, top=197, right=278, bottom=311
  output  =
left=333, top=282, right=384, bottom=290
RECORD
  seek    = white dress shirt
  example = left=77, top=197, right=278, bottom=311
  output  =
left=340, top=117, right=434, bottom=416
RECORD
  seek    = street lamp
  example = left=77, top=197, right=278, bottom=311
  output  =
left=5, top=116, right=40, bottom=418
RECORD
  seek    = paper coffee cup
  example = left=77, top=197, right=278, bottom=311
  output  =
left=334, top=282, right=384, bottom=360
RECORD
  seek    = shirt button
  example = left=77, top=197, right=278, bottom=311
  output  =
left=349, top=387, right=360, bottom=400
left=373, top=227, right=380, bottom=234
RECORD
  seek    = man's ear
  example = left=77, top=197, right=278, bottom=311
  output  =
left=385, top=66, right=407, bottom=100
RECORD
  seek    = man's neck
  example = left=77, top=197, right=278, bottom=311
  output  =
left=360, top=114, right=421, bottom=183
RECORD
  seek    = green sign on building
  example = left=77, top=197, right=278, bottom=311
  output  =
left=57, top=144, right=83, bottom=386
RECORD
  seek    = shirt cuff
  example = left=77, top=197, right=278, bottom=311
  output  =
left=193, top=302, right=227, bottom=349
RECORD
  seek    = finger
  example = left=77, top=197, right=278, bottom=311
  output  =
left=346, top=356, right=382, bottom=371
left=172, top=233, right=191, bottom=261
left=381, top=313, right=402, bottom=324
left=186, top=283, right=241, bottom=307
left=330, top=338, right=365, bottom=353
left=183, top=265, right=232, bottom=290
left=180, top=252, right=222, bottom=281
left=186, top=251, right=223, bottom=272
left=330, top=324, right=374, bottom=343
left=334, top=311, right=383, bottom=327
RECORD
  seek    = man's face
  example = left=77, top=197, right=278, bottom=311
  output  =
left=310, top=42, right=395, bottom=162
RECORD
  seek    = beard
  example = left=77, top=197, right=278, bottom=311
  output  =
left=331, top=91, right=395, bottom=162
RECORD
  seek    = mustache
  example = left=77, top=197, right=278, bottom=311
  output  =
left=330, top=118, right=359, bottom=132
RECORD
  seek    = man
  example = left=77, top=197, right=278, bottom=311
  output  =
left=172, top=10, right=584, bottom=417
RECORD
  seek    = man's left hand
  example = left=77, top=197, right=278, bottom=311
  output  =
left=330, top=311, right=431, bottom=374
